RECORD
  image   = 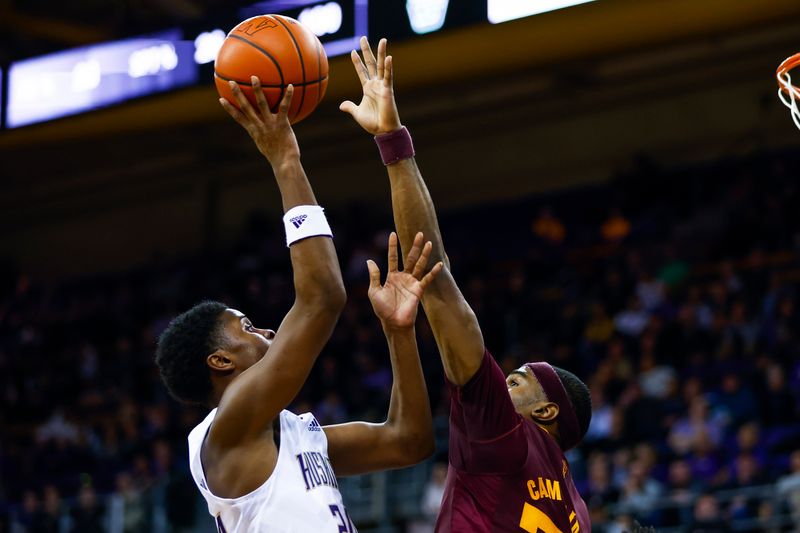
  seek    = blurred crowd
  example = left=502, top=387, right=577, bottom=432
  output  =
left=2, top=149, right=800, bottom=532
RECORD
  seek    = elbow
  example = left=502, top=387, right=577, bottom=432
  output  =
left=324, top=280, right=347, bottom=312
left=397, top=430, right=435, bottom=466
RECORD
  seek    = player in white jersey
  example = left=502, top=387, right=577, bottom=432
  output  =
left=155, top=80, right=443, bottom=532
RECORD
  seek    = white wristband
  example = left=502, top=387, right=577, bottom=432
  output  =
left=283, top=205, right=333, bottom=247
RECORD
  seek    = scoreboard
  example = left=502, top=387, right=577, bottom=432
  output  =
left=7, top=30, right=196, bottom=128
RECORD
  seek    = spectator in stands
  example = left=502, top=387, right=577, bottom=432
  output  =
left=690, top=493, right=728, bottom=533
left=114, top=472, right=151, bottom=533
left=686, top=431, right=725, bottom=488
left=709, top=373, right=758, bottom=428
left=637, top=351, right=677, bottom=400
left=776, top=450, right=800, bottom=529
left=584, top=452, right=620, bottom=509
left=41, top=485, right=64, bottom=532
left=583, top=302, right=615, bottom=346
left=662, top=459, right=700, bottom=528
left=601, top=208, right=632, bottom=242
left=618, top=458, right=663, bottom=524
left=668, top=397, right=725, bottom=456
left=614, top=296, right=650, bottom=337
left=531, top=207, right=566, bottom=245
left=409, top=462, right=448, bottom=533
left=584, top=383, right=613, bottom=444
left=70, top=484, right=105, bottom=533
left=726, top=453, right=769, bottom=523
left=733, top=422, right=767, bottom=468
left=760, top=363, right=797, bottom=426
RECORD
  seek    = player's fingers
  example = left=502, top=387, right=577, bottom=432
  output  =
left=411, top=241, right=432, bottom=280
left=376, top=38, right=387, bottom=80
left=366, top=260, right=381, bottom=289
left=404, top=232, right=424, bottom=272
left=419, top=261, right=444, bottom=291
left=360, top=36, right=377, bottom=78
left=251, top=76, right=270, bottom=117
left=384, top=55, right=393, bottom=87
left=229, top=80, right=260, bottom=123
left=278, top=85, right=294, bottom=117
left=350, top=49, right=368, bottom=85
left=219, top=98, right=249, bottom=128
left=387, top=232, right=399, bottom=272
left=339, top=100, right=357, bottom=116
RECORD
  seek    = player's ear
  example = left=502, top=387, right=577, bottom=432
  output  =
left=531, top=401, right=559, bottom=424
left=207, top=350, right=235, bottom=373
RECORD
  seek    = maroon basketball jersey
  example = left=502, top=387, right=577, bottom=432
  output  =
left=435, top=351, right=590, bottom=533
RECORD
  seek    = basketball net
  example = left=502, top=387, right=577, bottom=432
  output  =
left=777, top=53, right=800, bottom=130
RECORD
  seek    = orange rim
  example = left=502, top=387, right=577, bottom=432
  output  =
left=777, top=53, right=800, bottom=94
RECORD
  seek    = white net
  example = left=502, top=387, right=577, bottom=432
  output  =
left=777, top=63, right=800, bottom=130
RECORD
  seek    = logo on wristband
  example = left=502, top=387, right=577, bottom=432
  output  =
left=290, top=215, right=308, bottom=228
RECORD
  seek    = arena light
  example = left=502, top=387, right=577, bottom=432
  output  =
left=406, top=0, right=449, bottom=34
left=7, top=30, right=196, bottom=128
left=487, top=0, right=596, bottom=24
left=298, top=2, right=343, bottom=37
left=194, top=29, right=226, bottom=64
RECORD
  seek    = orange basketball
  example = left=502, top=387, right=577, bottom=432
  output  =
left=214, top=15, right=329, bottom=124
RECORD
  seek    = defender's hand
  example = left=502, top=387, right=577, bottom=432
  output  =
left=220, top=77, right=300, bottom=168
left=340, top=37, right=401, bottom=136
left=367, top=232, right=443, bottom=330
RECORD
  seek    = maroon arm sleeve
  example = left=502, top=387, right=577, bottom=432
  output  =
left=447, top=350, right=528, bottom=473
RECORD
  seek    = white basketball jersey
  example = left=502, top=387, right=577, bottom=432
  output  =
left=188, top=409, right=357, bottom=533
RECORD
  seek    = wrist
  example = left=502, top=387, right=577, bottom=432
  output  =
left=382, top=322, right=415, bottom=335
left=375, top=126, right=415, bottom=166
left=268, top=153, right=301, bottom=172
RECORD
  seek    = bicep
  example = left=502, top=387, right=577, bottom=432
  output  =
left=421, top=268, right=484, bottom=385
left=211, top=303, right=339, bottom=449
left=324, top=422, right=408, bottom=477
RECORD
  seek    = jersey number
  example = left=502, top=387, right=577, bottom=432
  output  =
left=519, top=503, right=563, bottom=533
left=329, top=504, right=356, bottom=533
left=519, top=503, right=579, bottom=533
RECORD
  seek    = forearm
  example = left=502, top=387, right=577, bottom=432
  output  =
left=383, top=326, right=433, bottom=453
left=273, top=157, right=345, bottom=305
left=386, top=158, right=449, bottom=269
left=272, top=155, right=317, bottom=210
left=383, top=142, right=484, bottom=386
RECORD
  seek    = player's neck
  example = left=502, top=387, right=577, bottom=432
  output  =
left=533, top=419, right=563, bottom=448
left=208, top=378, right=231, bottom=409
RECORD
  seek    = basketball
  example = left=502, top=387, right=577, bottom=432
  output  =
left=214, top=15, right=329, bottom=124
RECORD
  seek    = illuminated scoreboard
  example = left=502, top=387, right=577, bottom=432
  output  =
left=191, top=0, right=368, bottom=68
left=237, top=0, right=367, bottom=57
left=7, top=29, right=197, bottom=128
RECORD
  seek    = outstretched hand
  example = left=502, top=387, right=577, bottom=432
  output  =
left=219, top=77, right=300, bottom=168
left=340, top=37, right=402, bottom=136
left=367, top=232, right=443, bottom=330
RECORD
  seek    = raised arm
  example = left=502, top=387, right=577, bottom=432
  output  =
left=325, top=232, right=442, bottom=475
left=341, top=38, right=483, bottom=385
left=210, top=79, right=345, bottom=451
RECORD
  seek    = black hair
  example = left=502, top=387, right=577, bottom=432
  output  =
left=155, top=301, right=228, bottom=405
left=553, top=366, right=592, bottom=440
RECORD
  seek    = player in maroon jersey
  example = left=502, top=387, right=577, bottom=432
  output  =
left=342, top=38, right=593, bottom=532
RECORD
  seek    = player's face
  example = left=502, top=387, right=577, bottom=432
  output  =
left=506, top=366, right=547, bottom=416
left=220, top=308, right=275, bottom=371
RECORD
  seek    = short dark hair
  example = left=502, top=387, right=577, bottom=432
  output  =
left=155, top=301, right=228, bottom=405
left=553, top=367, right=592, bottom=441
